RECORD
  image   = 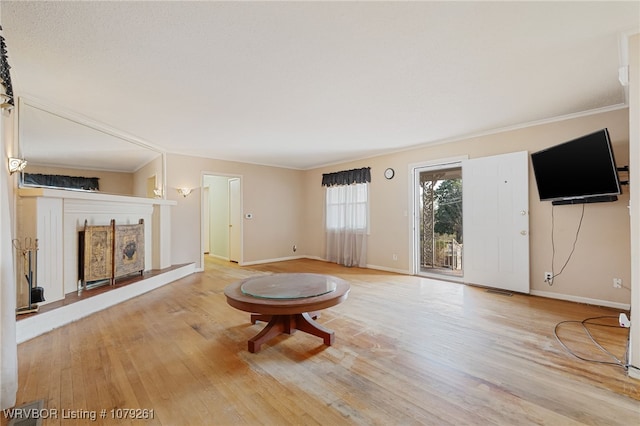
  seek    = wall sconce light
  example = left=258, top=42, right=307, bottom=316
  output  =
left=8, top=157, right=27, bottom=174
left=0, top=94, right=13, bottom=112
left=177, top=187, right=192, bottom=197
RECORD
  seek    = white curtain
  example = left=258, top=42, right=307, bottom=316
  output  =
left=1, top=113, right=18, bottom=409
left=325, top=183, right=368, bottom=267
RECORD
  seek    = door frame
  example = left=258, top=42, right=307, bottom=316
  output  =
left=202, top=186, right=210, bottom=254
left=409, top=156, right=468, bottom=280
left=201, top=172, right=243, bottom=269
left=228, top=177, right=241, bottom=263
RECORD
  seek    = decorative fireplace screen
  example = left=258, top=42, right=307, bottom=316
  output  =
left=79, top=219, right=144, bottom=292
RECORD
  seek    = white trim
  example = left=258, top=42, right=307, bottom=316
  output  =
left=408, top=156, right=468, bottom=275
left=240, top=255, right=307, bottom=266
left=16, top=263, right=195, bottom=343
left=366, top=264, right=411, bottom=275
left=419, top=270, right=464, bottom=284
left=627, top=32, right=640, bottom=379
left=306, top=105, right=628, bottom=171
left=243, top=256, right=411, bottom=276
left=207, top=253, right=230, bottom=261
left=402, top=104, right=628, bottom=153
left=18, top=187, right=175, bottom=206
left=201, top=171, right=244, bottom=271
left=18, top=96, right=164, bottom=154
left=17, top=96, right=166, bottom=176
left=531, top=289, right=630, bottom=311
left=408, top=155, right=468, bottom=171
left=618, top=28, right=640, bottom=99
left=303, top=255, right=326, bottom=262
left=214, top=253, right=630, bottom=312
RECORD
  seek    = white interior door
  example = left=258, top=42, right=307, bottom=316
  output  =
left=202, top=186, right=210, bottom=254
left=228, top=178, right=241, bottom=263
left=462, top=151, right=530, bottom=293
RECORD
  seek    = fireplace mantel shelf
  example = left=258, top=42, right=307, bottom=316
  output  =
left=16, top=187, right=176, bottom=310
left=18, top=187, right=177, bottom=206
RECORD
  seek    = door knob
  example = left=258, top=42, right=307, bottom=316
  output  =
left=520, top=230, right=527, bottom=236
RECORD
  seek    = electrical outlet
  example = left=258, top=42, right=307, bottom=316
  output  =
left=613, top=278, right=622, bottom=289
left=292, top=245, right=297, bottom=253
left=544, top=272, right=553, bottom=283
left=392, top=254, right=398, bottom=261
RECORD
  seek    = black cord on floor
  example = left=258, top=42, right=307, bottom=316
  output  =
left=554, top=315, right=630, bottom=369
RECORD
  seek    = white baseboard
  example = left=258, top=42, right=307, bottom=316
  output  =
left=207, top=253, right=229, bottom=261
left=241, top=256, right=410, bottom=275
left=530, top=289, right=631, bottom=311
left=365, top=264, right=411, bottom=275
left=303, top=255, right=326, bottom=262
left=214, top=256, right=632, bottom=312
left=240, top=255, right=306, bottom=266
left=16, top=263, right=196, bottom=344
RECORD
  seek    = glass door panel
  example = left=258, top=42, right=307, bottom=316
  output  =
left=417, top=166, right=463, bottom=277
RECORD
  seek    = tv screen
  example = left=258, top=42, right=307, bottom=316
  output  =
left=531, top=128, right=621, bottom=205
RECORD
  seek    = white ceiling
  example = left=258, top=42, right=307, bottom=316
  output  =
left=2, top=1, right=639, bottom=170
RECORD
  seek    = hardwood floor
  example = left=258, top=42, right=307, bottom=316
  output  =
left=5, top=258, right=639, bottom=425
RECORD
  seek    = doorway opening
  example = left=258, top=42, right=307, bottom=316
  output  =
left=202, top=174, right=242, bottom=268
left=415, top=165, right=463, bottom=278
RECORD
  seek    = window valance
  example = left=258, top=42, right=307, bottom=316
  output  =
left=0, top=25, right=14, bottom=106
left=322, top=167, right=371, bottom=187
left=23, top=173, right=100, bottom=191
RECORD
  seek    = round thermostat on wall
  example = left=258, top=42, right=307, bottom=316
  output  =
left=384, top=168, right=395, bottom=180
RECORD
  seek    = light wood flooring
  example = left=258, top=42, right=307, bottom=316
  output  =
left=5, top=257, right=639, bottom=425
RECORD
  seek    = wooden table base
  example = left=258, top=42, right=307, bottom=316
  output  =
left=225, top=274, right=350, bottom=353
left=248, top=312, right=334, bottom=353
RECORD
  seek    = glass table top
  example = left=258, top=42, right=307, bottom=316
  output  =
left=241, top=273, right=338, bottom=299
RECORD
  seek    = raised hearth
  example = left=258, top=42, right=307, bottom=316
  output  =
left=16, top=263, right=195, bottom=343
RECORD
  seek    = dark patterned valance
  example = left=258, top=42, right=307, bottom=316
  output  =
left=23, top=173, right=100, bottom=191
left=0, top=26, right=14, bottom=106
left=322, top=167, right=371, bottom=187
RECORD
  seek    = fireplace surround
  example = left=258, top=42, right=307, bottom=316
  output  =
left=16, top=187, right=175, bottom=307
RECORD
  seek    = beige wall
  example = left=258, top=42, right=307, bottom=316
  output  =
left=165, top=107, right=630, bottom=307
left=23, top=164, right=134, bottom=195
left=19, top=108, right=619, bottom=307
left=166, top=154, right=304, bottom=268
left=133, top=154, right=164, bottom=198
left=304, top=108, right=631, bottom=307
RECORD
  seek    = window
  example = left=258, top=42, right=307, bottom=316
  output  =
left=325, top=182, right=369, bottom=231
left=322, top=167, right=370, bottom=267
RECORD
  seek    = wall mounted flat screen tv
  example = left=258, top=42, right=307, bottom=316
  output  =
left=530, top=128, right=621, bottom=205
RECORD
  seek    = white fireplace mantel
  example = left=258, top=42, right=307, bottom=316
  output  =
left=16, top=187, right=176, bottom=306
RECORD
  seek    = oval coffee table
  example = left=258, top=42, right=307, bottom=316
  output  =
left=224, top=273, right=350, bottom=353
